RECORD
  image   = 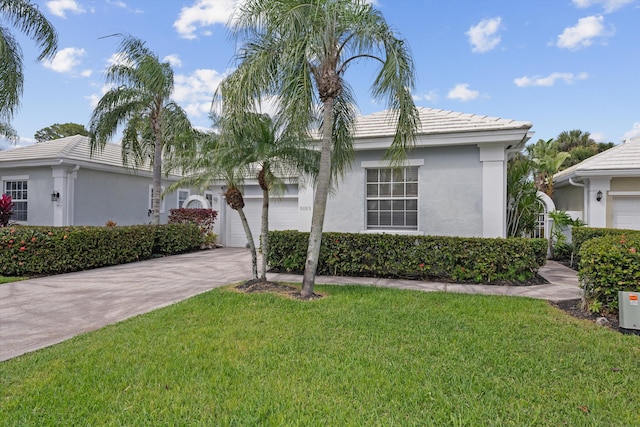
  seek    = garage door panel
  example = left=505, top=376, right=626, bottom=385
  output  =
left=225, top=198, right=298, bottom=247
left=613, top=197, right=640, bottom=230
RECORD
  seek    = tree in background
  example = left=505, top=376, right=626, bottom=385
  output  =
left=527, top=138, right=570, bottom=197
left=220, top=0, right=419, bottom=298
left=556, top=129, right=615, bottom=169
left=89, top=35, right=195, bottom=225
left=34, top=123, right=89, bottom=142
left=0, top=0, right=58, bottom=142
left=506, top=154, right=542, bottom=238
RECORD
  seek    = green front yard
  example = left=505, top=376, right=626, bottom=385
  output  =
left=1, top=285, right=638, bottom=426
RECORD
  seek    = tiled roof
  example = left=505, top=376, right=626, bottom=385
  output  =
left=0, top=135, right=151, bottom=171
left=350, top=107, right=532, bottom=139
left=554, top=137, right=640, bottom=180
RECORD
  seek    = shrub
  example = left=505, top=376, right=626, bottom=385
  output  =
left=572, top=227, right=640, bottom=260
left=578, top=234, right=640, bottom=314
left=152, top=223, right=203, bottom=255
left=0, top=194, right=13, bottom=227
left=169, top=208, right=217, bottom=233
left=0, top=226, right=155, bottom=276
left=0, top=223, right=204, bottom=276
left=268, top=231, right=547, bottom=283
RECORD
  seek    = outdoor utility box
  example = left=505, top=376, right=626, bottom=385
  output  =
left=618, top=291, right=640, bottom=331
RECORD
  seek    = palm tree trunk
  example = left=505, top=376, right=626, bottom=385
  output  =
left=151, top=129, right=162, bottom=225
left=237, top=206, right=258, bottom=279
left=301, top=97, right=335, bottom=298
left=260, top=186, right=269, bottom=281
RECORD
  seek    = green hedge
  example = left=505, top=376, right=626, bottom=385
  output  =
left=578, top=234, right=640, bottom=314
left=268, top=231, right=547, bottom=283
left=572, top=226, right=640, bottom=258
left=152, top=223, right=203, bottom=255
left=0, top=224, right=202, bottom=276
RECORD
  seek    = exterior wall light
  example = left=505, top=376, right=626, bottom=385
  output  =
left=51, top=191, right=60, bottom=202
left=596, top=190, right=603, bottom=202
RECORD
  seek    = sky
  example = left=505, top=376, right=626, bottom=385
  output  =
left=1, top=0, right=639, bottom=151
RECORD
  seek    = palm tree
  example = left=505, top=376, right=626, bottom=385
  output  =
left=527, top=138, right=570, bottom=197
left=506, top=154, right=542, bottom=237
left=221, top=113, right=319, bottom=281
left=219, top=0, right=419, bottom=298
left=169, top=114, right=320, bottom=281
left=89, top=35, right=194, bottom=225
left=0, top=0, right=58, bottom=140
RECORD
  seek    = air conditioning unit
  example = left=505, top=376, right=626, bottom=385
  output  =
left=618, top=291, right=640, bottom=332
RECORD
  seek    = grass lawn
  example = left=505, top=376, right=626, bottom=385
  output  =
left=1, top=285, right=638, bottom=426
left=0, top=276, right=24, bottom=284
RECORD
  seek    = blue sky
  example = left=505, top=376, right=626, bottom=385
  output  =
left=2, top=0, right=639, bottom=150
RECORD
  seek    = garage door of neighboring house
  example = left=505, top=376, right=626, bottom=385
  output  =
left=612, top=197, right=640, bottom=230
left=224, top=197, right=299, bottom=247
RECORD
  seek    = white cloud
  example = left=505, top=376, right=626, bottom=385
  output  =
left=622, top=122, right=640, bottom=141
left=80, top=69, right=93, bottom=77
left=46, top=0, right=86, bottom=18
left=557, top=15, right=613, bottom=50
left=43, top=47, right=86, bottom=73
left=173, top=0, right=236, bottom=39
left=590, top=132, right=606, bottom=142
left=572, top=0, right=634, bottom=13
left=173, top=68, right=227, bottom=118
left=412, top=90, right=439, bottom=103
left=466, top=17, right=502, bottom=53
left=163, top=54, right=183, bottom=68
left=514, top=72, right=589, bottom=87
left=447, top=83, right=480, bottom=101
left=86, top=84, right=114, bottom=109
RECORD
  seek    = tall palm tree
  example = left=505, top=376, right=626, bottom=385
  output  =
left=219, top=0, right=419, bottom=298
left=0, top=0, right=58, bottom=140
left=89, top=35, right=194, bottom=225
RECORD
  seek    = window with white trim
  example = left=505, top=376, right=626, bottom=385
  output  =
left=3, top=180, right=28, bottom=221
left=178, top=189, right=190, bottom=208
left=204, top=191, right=214, bottom=209
left=148, top=185, right=166, bottom=214
left=366, top=167, right=418, bottom=230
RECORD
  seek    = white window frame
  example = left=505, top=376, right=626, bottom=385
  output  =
left=177, top=189, right=190, bottom=208
left=148, top=185, right=166, bottom=214
left=204, top=191, right=214, bottom=209
left=2, top=175, right=29, bottom=223
left=365, top=166, right=419, bottom=231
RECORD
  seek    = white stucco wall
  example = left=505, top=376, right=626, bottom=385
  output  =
left=322, top=145, right=483, bottom=237
left=73, top=169, right=187, bottom=226
left=1, top=166, right=55, bottom=225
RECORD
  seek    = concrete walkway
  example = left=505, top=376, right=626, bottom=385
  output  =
left=0, top=248, right=581, bottom=362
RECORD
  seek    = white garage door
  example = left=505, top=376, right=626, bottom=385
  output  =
left=613, top=197, right=640, bottom=230
left=224, top=197, right=299, bottom=247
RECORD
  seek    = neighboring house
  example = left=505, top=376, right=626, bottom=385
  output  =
left=0, top=135, right=198, bottom=227
left=553, top=137, right=640, bottom=230
left=215, top=107, right=533, bottom=247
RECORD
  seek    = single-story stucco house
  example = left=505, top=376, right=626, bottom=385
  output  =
left=0, top=135, right=201, bottom=227
left=214, top=107, right=533, bottom=247
left=553, top=137, right=640, bottom=230
left=1, top=107, right=533, bottom=246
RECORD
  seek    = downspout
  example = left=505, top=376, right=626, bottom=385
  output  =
left=569, top=177, right=587, bottom=225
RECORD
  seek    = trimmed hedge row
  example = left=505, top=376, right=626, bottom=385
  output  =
left=268, top=230, right=547, bottom=283
left=578, top=234, right=640, bottom=314
left=572, top=226, right=640, bottom=258
left=0, top=223, right=202, bottom=276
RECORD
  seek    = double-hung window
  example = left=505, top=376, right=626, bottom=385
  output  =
left=148, top=185, right=166, bottom=214
left=178, top=189, right=190, bottom=208
left=366, top=167, right=418, bottom=230
left=3, top=179, right=28, bottom=221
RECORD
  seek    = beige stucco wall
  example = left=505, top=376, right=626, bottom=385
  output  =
left=610, top=177, right=640, bottom=191
left=553, top=185, right=583, bottom=212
